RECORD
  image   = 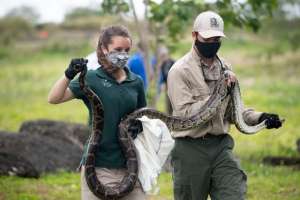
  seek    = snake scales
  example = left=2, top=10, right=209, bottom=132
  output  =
left=76, top=52, right=276, bottom=199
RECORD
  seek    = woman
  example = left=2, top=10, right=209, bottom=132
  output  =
left=48, top=25, right=147, bottom=200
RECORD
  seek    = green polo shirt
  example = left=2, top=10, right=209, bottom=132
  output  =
left=69, top=67, right=146, bottom=168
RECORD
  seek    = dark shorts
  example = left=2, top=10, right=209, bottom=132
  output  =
left=172, top=134, right=247, bottom=200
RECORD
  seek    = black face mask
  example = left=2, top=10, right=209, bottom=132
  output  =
left=195, top=39, right=221, bottom=58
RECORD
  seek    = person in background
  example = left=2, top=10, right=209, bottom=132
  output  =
left=85, top=51, right=101, bottom=70
left=48, top=25, right=146, bottom=200
left=155, top=45, right=175, bottom=114
left=127, top=42, right=148, bottom=91
left=167, top=11, right=282, bottom=200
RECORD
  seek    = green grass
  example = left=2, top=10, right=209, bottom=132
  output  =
left=0, top=172, right=80, bottom=200
left=1, top=29, right=300, bottom=199
left=1, top=163, right=299, bottom=200
left=0, top=53, right=89, bottom=132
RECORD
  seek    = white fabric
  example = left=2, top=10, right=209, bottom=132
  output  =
left=86, top=51, right=101, bottom=70
left=134, top=116, right=174, bottom=194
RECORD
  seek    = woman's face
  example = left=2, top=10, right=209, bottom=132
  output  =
left=101, top=36, right=131, bottom=73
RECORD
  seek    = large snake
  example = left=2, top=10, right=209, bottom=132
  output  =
left=76, top=50, right=282, bottom=199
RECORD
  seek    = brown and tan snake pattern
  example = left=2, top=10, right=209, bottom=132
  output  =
left=77, top=48, right=275, bottom=199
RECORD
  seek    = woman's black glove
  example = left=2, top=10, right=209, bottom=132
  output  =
left=65, top=58, right=88, bottom=80
left=128, top=119, right=143, bottom=139
left=258, top=113, right=282, bottom=129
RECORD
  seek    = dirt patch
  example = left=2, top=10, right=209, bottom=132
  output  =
left=0, top=192, right=5, bottom=200
left=36, top=183, right=49, bottom=197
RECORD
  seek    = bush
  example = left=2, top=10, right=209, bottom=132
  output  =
left=0, top=16, right=34, bottom=46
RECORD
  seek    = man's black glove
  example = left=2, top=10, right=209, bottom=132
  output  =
left=65, top=58, right=88, bottom=80
left=128, top=119, right=143, bottom=139
left=258, top=113, right=282, bottom=129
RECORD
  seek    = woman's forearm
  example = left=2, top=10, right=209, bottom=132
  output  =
left=48, top=75, right=74, bottom=104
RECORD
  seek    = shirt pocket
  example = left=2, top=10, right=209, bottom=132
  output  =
left=191, top=87, right=209, bottom=101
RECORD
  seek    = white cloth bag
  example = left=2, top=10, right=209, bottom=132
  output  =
left=134, top=116, right=174, bottom=194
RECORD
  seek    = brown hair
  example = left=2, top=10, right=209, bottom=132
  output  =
left=96, top=25, right=131, bottom=67
left=97, top=25, right=131, bottom=50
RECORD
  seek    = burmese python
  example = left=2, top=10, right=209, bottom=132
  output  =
left=76, top=50, right=281, bottom=199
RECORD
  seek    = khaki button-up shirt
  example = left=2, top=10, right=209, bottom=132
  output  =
left=167, top=48, right=262, bottom=138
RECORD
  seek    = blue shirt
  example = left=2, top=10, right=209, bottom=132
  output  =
left=127, top=52, right=148, bottom=90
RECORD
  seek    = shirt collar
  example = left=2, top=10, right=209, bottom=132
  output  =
left=95, top=66, right=137, bottom=82
left=190, top=47, right=221, bottom=70
left=190, top=47, right=201, bottom=66
left=123, top=67, right=137, bottom=82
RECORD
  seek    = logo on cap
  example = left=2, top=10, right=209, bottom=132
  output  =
left=210, top=17, right=219, bottom=28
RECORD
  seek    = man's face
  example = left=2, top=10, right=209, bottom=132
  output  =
left=192, top=32, right=222, bottom=58
left=192, top=32, right=221, bottom=43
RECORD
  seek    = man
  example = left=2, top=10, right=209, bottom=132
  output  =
left=167, top=11, right=282, bottom=200
left=156, top=45, right=175, bottom=114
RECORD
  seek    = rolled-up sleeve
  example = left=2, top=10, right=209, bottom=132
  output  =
left=69, top=78, right=84, bottom=99
left=226, top=100, right=263, bottom=126
left=167, top=67, right=209, bottom=117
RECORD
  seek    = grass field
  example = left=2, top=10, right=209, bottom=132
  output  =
left=0, top=29, right=300, bottom=200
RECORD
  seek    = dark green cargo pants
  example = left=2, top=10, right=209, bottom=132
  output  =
left=171, top=134, right=247, bottom=200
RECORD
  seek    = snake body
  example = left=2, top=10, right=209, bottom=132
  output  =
left=77, top=53, right=276, bottom=199
left=230, top=80, right=267, bottom=134
left=78, top=67, right=138, bottom=200
left=78, top=65, right=230, bottom=199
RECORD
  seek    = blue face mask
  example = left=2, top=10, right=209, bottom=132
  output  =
left=195, top=39, right=221, bottom=58
left=107, top=51, right=129, bottom=68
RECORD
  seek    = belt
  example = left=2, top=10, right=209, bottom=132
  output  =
left=177, top=133, right=227, bottom=140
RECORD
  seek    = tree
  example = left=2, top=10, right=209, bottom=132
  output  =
left=99, top=0, right=280, bottom=64
left=276, top=0, right=300, bottom=20
left=65, top=7, right=102, bottom=20
left=5, top=6, right=39, bottom=24
left=101, top=0, right=130, bottom=14
left=0, top=17, right=33, bottom=46
left=149, top=0, right=279, bottom=40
